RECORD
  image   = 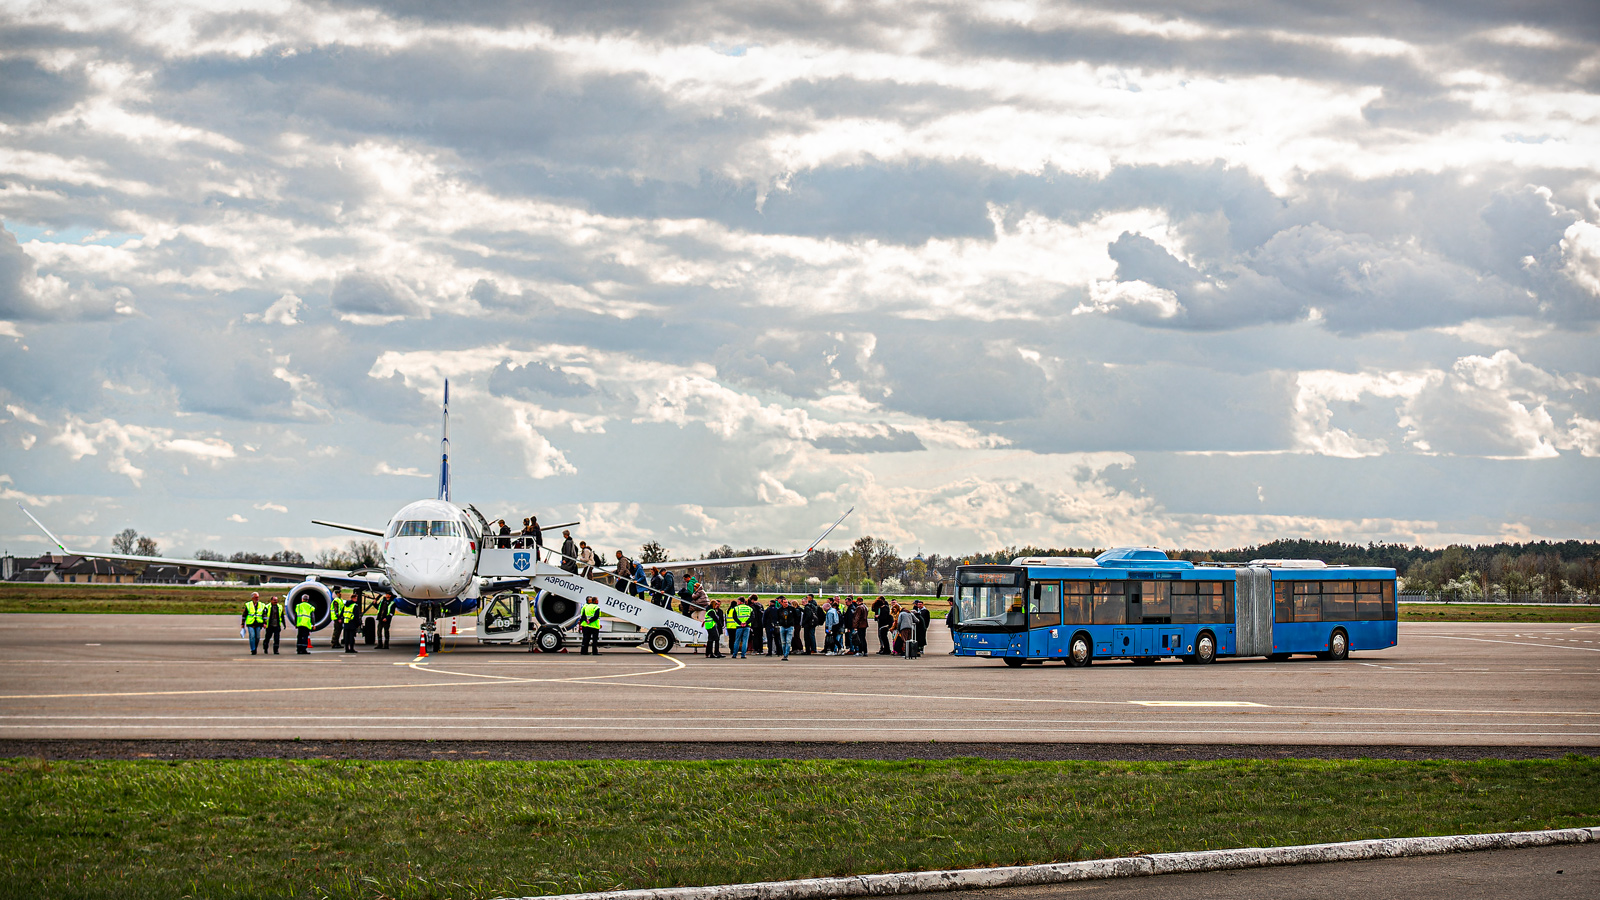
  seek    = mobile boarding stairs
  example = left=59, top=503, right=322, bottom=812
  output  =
left=473, top=548, right=703, bottom=653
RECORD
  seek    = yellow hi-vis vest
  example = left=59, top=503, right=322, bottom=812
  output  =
left=730, top=604, right=751, bottom=627
left=344, top=600, right=360, bottom=624
left=294, top=600, right=314, bottom=629
left=579, top=602, right=602, bottom=629
left=244, top=600, right=266, bottom=625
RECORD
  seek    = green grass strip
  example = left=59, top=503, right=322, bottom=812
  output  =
left=1, top=757, right=1596, bottom=900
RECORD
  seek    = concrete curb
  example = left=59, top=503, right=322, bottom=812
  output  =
left=517, top=826, right=1600, bottom=900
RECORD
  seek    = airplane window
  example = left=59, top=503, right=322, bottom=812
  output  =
left=429, top=521, right=459, bottom=536
left=397, top=521, right=429, bottom=537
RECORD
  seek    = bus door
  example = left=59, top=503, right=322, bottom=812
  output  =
left=1027, top=581, right=1061, bottom=657
left=1128, top=580, right=1157, bottom=656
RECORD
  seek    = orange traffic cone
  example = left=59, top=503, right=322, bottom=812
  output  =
left=450, top=617, right=458, bottom=635
left=417, top=630, right=428, bottom=659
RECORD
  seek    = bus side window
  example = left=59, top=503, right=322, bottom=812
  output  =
left=1030, top=582, right=1061, bottom=628
left=1294, top=581, right=1322, bottom=622
left=1199, top=582, right=1231, bottom=624
left=1323, top=580, right=1355, bottom=621
left=1092, top=582, right=1126, bottom=625
left=1274, top=583, right=1293, bottom=623
left=1381, top=580, right=1396, bottom=620
left=1171, top=582, right=1197, bottom=623
left=1142, top=582, right=1170, bottom=619
left=1355, top=580, right=1382, bottom=620
left=1063, top=581, right=1092, bottom=625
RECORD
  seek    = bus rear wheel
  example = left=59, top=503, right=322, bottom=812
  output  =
left=1193, top=632, right=1217, bottom=665
left=1067, top=634, right=1092, bottom=667
left=1318, top=630, right=1349, bottom=661
left=1003, top=657, right=1025, bottom=668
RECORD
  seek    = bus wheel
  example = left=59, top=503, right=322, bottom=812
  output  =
left=1004, top=657, right=1025, bottom=668
left=1319, top=630, right=1349, bottom=661
left=1194, top=632, right=1217, bottom=665
left=1067, top=634, right=1093, bottom=667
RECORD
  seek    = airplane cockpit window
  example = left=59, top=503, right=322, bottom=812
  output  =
left=386, top=520, right=401, bottom=538
left=396, top=521, right=429, bottom=537
left=429, top=520, right=460, bottom=537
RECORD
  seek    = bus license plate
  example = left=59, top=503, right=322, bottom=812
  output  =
left=975, top=650, right=992, bottom=656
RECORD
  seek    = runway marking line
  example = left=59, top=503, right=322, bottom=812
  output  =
left=1128, top=701, right=1264, bottom=707
left=1427, top=635, right=1600, bottom=653
left=0, top=655, right=688, bottom=700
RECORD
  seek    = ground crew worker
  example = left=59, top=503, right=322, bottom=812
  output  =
left=241, top=592, right=267, bottom=655
left=262, top=595, right=285, bottom=655
left=579, top=596, right=603, bottom=655
left=703, top=599, right=725, bottom=659
left=342, top=593, right=361, bottom=654
left=728, top=598, right=752, bottom=659
left=375, top=594, right=395, bottom=649
left=329, top=588, right=345, bottom=648
left=294, top=595, right=314, bottom=654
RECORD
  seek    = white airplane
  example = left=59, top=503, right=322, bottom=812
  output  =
left=19, top=382, right=851, bottom=652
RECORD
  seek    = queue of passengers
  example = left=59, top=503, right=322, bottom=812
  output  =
left=694, top=594, right=932, bottom=660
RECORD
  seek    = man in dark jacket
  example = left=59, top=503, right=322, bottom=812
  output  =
left=912, top=600, right=932, bottom=659
left=747, top=597, right=765, bottom=655
left=560, top=530, right=578, bottom=572
left=764, top=598, right=782, bottom=655
left=874, top=597, right=892, bottom=654
left=802, top=596, right=820, bottom=654
left=853, top=599, right=870, bottom=656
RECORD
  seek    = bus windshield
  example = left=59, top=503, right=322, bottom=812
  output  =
left=957, top=584, right=1026, bottom=627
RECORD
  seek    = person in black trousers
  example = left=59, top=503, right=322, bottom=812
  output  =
left=704, top=600, right=725, bottom=658
left=802, top=596, right=820, bottom=654
left=874, top=597, right=892, bottom=654
left=748, top=597, right=765, bottom=655
left=262, top=596, right=285, bottom=655
left=912, top=600, right=931, bottom=659
left=375, top=594, right=395, bottom=648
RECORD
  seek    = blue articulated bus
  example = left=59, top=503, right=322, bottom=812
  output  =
left=950, top=548, right=1397, bottom=667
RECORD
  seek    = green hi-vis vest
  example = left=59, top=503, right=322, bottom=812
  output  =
left=344, top=600, right=360, bottom=624
left=377, top=597, right=395, bottom=619
left=730, top=604, right=751, bottom=627
left=244, top=600, right=267, bottom=625
left=703, top=614, right=716, bottom=631
left=294, top=601, right=314, bottom=629
left=579, top=602, right=602, bottom=629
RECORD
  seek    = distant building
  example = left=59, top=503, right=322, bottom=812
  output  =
left=187, top=568, right=218, bottom=584
left=140, top=564, right=187, bottom=584
left=59, top=557, right=137, bottom=584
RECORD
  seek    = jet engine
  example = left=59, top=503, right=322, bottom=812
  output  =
left=532, top=588, right=581, bottom=628
left=284, top=580, right=334, bottom=630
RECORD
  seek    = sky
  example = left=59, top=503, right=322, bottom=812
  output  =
left=1, top=0, right=1598, bottom=561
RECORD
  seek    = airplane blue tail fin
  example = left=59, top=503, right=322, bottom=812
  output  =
left=437, top=379, right=451, bottom=502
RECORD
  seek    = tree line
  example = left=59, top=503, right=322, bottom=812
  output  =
left=97, top=528, right=1600, bottom=598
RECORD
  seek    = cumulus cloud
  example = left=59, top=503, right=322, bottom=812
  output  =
left=330, top=272, right=429, bottom=324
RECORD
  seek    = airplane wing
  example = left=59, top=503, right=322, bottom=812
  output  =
left=311, top=519, right=385, bottom=537
left=627, top=507, right=855, bottom=572
left=18, top=505, right=389, bottom=590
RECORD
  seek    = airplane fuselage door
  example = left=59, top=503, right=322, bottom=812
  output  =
left=478, top=591, right=530, bottom=643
